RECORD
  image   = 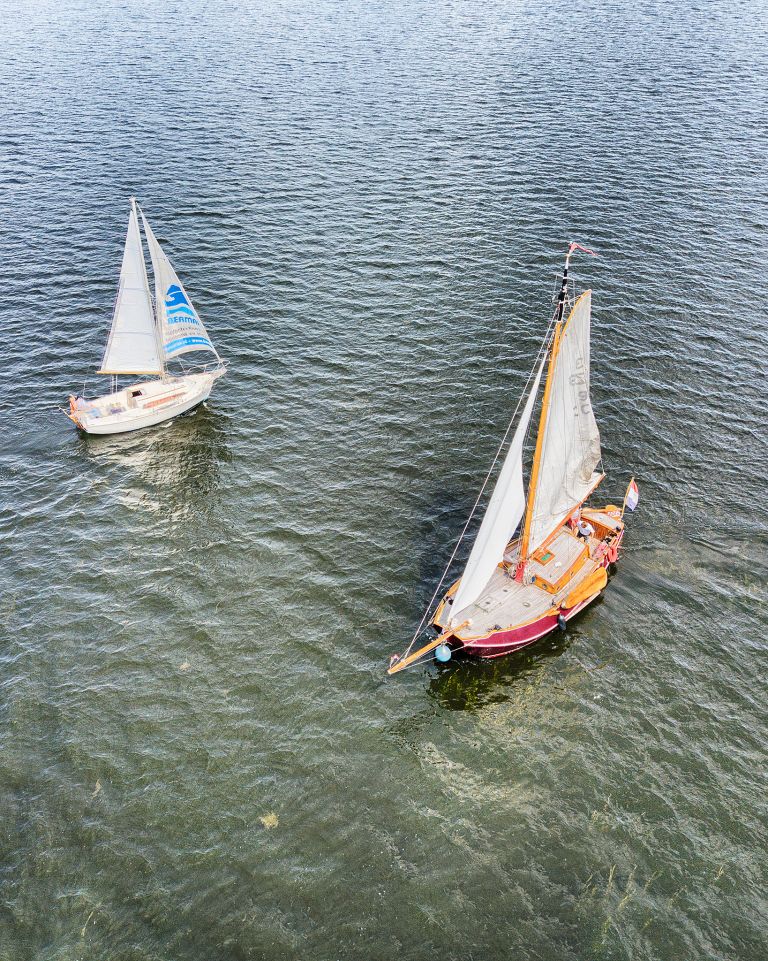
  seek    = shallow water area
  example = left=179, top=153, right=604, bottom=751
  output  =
left=1, top=1, right=767, bottom=959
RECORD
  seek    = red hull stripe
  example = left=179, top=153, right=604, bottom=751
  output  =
left=460, top=594, right=598, bottom=659
left=449, top=529, right=623, bottom=661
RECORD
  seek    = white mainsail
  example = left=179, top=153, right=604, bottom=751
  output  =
left=450, top=356, right=547, bottom=621
left=525, top=291, right=602, bottom=556
left=98, top=204, right=163, bottom=375
left=140, top=210, right=220, bottom=363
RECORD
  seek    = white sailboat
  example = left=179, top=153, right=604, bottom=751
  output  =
left=66, top=198, right=226, bottom=435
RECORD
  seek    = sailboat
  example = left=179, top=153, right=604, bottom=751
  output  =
left=66, top=198, right=225, bottom=435
left=388, top=245, right=639, bottom=675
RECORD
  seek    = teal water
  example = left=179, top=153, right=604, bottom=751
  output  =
left=1, top=1, right=767, bottom=958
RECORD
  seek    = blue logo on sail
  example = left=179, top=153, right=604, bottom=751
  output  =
left=165, top=335, right=213, bottom=356
left=165, top=284, right=197, bottom=322
left=162, top=282, right=214, bottom=357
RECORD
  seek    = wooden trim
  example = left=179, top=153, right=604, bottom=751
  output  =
left=531, top=542, right=591, bottom=594
left=432, top=578, right=460, bottom=628
left=456, top=606, right=560, bottom=643
left=520, top=323, right=561, bottom=560
left=141, top=391, right=184, bottom=410
left=387, top=621, right=470, bottom=675
left=97, top=370, right=163, bottom=376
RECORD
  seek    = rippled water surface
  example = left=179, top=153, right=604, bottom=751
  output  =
left=1, top=1, right=767, bottom=958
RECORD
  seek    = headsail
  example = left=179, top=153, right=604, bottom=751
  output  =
left=98, top=203, right=163, bottom=375
left=450, top=356, right=547, bottom=621
left=523, top=290, right=602, bottom=557
left=140, top=209, right=220, bottom=364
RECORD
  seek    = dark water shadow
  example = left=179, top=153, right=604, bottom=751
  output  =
left=408, top=476, right=480, bottom=618
left=426, top=594, right=607, bottom=713
left=426, top=630, right=573, bottom=713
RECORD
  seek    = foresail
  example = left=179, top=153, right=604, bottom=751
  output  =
left=140, top=210, right=219, bottom=363
left=98, top=206, right=162, bottom=375
left=450, top=357, right=546, bottom=622
left=525, top=291, right=602, bottom=556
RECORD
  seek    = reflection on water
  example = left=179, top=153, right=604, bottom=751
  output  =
left=426, top=593, right=612, bottom=712
left=427, top=628, right=573, bottom=712
left=74, top=402, right=231, bottom=518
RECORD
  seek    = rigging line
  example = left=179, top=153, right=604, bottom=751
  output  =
left=510, top=358, right=549, bottom=566
left=401, top=312, right=559, bottom=662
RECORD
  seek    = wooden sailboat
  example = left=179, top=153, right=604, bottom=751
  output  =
left=66, top=198, right=225, bottom=435
left=389, top=245, right=638, bottom=675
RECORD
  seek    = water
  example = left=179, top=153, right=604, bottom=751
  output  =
left=1, top=1, right=766, bottom=958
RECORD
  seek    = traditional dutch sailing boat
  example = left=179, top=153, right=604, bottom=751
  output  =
left=388, top=245, right=638, bottom=675
left=66, top=198, right=225, bottom=435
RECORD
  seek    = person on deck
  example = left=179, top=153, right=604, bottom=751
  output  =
left=576, top=517, right=595, bottom=540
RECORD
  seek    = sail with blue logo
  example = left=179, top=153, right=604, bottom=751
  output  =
left=139, top=209, right=221, bottom=364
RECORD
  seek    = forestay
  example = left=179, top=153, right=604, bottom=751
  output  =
left=450, top=357, right=546, bottom=622
left=140, top=210, right=220, bottom=363
left=98, top=206, right=163, bottom=375
left=525, top=291, right=602, bottom=556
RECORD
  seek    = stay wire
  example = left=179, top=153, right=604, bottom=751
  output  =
left=399, top=309, right=559, bottom=664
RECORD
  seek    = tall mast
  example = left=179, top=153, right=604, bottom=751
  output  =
left=517, top=244, right=588, bottom=570
left=134, top=197, right=166, bottom=379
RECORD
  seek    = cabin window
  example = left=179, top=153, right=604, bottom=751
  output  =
left=130, top=390, right=142, bottom=398
left=535, top=550, right=555, bottom=565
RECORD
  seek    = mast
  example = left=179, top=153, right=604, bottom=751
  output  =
left=134, top=198, right=167, bottom=380
left=517, top=243, right=598, bottom=571
left=517, top=250, right=572, bottom=568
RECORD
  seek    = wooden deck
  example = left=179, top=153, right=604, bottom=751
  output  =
left=527, top=527, right=586, bottom=589
left=435, top=524, right=607, bottom=641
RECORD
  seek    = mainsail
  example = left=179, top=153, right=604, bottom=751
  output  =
left=98, top=204, right=163, bottom=375
left=140, top=210, right=220, bottom=363
left=524, top=291, right=602, bottom=557
left=450, top=356, right=547, bottom=621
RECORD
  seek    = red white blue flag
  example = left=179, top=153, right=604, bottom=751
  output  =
left=624, top=478, right=639, bottom=512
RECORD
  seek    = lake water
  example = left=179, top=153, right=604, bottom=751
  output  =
left=1, top=1, right=766, bottom=958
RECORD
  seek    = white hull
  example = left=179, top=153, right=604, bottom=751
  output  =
left=69, top=370, right=224, bottom=435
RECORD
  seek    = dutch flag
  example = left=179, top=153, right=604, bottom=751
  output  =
left=625, top=478, right=639, bottom=512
